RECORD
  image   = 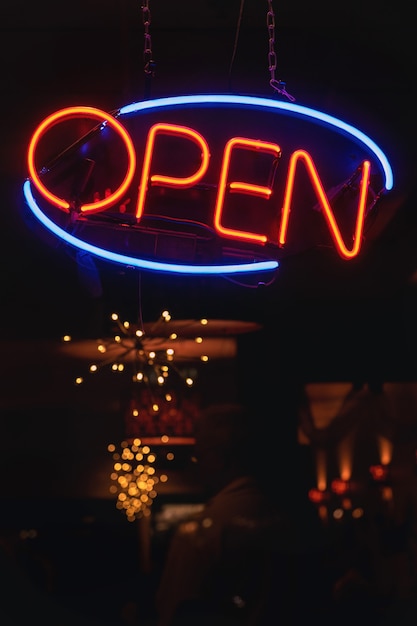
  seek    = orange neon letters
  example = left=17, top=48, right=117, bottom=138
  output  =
left=27, top=106, right=136, bottom=214
left=278, top=150, right=371, bottom=260
left=28, top=107, right=372, bottom=259
left=213, top=137, right=281, bottom=244
left=136, top=123, right=210, bottom=220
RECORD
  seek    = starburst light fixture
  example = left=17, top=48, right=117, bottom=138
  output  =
left=62, top=310, right=213, bottom=440
left=66, top=309, right=209, bottom=393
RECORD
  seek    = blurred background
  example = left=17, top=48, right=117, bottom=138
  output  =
left=1, top=1, right=417, bottom=624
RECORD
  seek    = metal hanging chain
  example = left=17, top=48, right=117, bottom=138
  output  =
left=267, top=0, right=295, bottom=101
left=142, top=0, right=155, bottom=98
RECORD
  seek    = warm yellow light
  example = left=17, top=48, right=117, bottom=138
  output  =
left=378, top=435, right=393, bottom=466
left=381, top=486, right=393, bottom=502
left=62, top=335, right=71, bottom=342
left=317, top=505, right=328, bottom=523
left=108, top=438, right=160, bottom=520
left=160, top=474, right=168, bottom=482
left=75, top=310, right=210, bottom=442
left=333, top=508, right=344, bottom=520
left=316, top=449, right=327, bottom=492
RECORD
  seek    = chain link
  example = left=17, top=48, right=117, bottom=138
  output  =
left=142, top=0, right=155, bottom=76
left=267, top=0, right=295, bottom=101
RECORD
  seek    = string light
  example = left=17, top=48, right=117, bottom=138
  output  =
left=108, top=439, right=166, bottom=522
left=63, top=310, right=212, bottom=439
left=66, top=311, right=210, bottom=401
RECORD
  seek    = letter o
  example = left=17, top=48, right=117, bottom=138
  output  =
left=27, top=106, right=136, bottom=214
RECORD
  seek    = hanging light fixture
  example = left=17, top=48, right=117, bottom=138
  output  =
left=64, top=310, right=210, bottom=387
left=107, top=437, right=168, bottom=522
left=61, top=313, right=260, bottom=438
left=61, top=315, right=260, bottom=386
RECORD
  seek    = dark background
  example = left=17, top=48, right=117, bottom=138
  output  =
left=2, top=0, right=417, bottom=382
left=1, top=2, right=417, bottom=625
left=0, top=0, right=416, bottom=499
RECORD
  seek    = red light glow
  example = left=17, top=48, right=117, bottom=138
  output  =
left=331, top=478, right=350, bottom=495
left=369, top=464, right=389, bottom=481
left=308, top=488, right=330, bottom=504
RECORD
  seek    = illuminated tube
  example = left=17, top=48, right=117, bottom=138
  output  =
left=120, top=94, right=393, bottom=191
left=23, top=180, right=279, bottom=275
left=214, top=137, right=281, bottom=244
left=279, top=150, right=371, bottom=259
left=136, top=123, right=210, bottom=220
left=28, top=106, right=136, bottom=214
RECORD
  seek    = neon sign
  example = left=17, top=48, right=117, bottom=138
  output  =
left=23, top=94, right=394, bottom=275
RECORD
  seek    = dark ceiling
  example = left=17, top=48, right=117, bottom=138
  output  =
left=2, top=0, right=417, bottom=381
